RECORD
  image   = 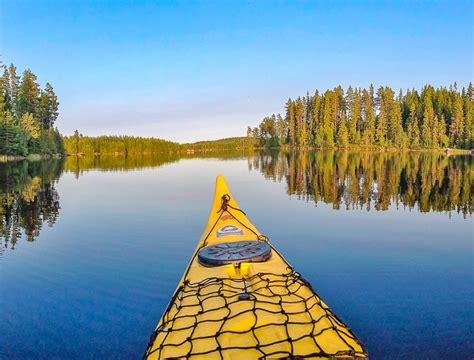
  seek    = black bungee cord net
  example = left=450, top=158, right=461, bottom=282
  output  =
left=144, top=195, right=367, bottom=359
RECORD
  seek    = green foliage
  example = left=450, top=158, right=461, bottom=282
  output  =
left=449, top=95, right=464, bottom=147
left=18, top=69, right=40, bottom=116
left=407, top=103, right=421, bottom=148
left=182, top=137, right=251, bottom=151
left=63, top=133, right=181, bottom=154
left=249, top=83, right=473, bottom=150
left=336, top=114, right=349, bottom=147
left=0, top=61, right=63, bottom=157
left=20, top=112, right=40, bottom=140
left=0, top=122, right=28, bottom=156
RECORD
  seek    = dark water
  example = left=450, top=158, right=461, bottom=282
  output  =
left=1, top=151, right=472, bottom=359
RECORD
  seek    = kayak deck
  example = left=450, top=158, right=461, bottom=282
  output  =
left=145, top=176, right=367, bottom=359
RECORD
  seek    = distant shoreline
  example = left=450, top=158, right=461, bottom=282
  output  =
left=2, top=147, right=471, bottom=163
left=0, top=154, right=64, bottom=163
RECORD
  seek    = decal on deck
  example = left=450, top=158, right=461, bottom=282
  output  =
left=216, top=225, right=243, bottom=237
left=221, top=214, right=234, bottom=221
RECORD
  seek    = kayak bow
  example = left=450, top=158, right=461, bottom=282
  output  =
left=145, top=175, right=367, bottom=359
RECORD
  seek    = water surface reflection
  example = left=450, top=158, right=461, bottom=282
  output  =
left=249, top=151, right=472, bottom=216
left=0, top=151, right=472, bottom=359
left=0, top=159, right=63, bottom=251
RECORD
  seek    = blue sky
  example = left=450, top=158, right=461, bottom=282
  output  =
left=1, top=1, right=472, bottom=142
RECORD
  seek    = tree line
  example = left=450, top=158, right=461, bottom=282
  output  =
left=181, top=137, right=252, bottom=151
left=63, top=134, right=254, bottom=154
left=248, top=84, right=473, bottom=150
left=0, top=62, right=64, bottom=156
left=63, top=132, right=180, bottom=155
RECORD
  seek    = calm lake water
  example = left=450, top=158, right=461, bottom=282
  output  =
left=1, top=151, right=472, bottom=359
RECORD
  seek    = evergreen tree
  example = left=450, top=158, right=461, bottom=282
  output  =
left=432, top=115, right=440, bottom=148
left=73, top=129, right=80, bottom=154
left=286, top=99, right=296, bottom=146
left=296, top=98, right=307, bottom=146
left=276, top=114, right=286, bottom=145
left=8, top=64, right=20, bottom=118
left=18, top=69, right=40, bottom=117
left=462, top=93, right=473, bottom=148
left=388, top=93, right=404, bottom=147
left=375, top=87, right=388, bottom=146
left=438, top=115, right=449, bottom=148
left=349, top=89, right=361, bottom=144
left=20, top=112, right=41, bottom=139
left=0, top=113, right=28, bottom=155
left=37, top=92, right=50, bottom=130
left=407, top=103, right=421, bottom=148
left=321, top=91, right=335, bottom=147
left=0, top=70, right=5, bottom=113
left=44, top=83, right=59, bottom=129
left=421, top=91, right=435, bottom=148
left=362, top=89, right=375, bottom=145
left=2, top=66, right=11, bottom=111
left=449, top=95, right=464, bottom=147
left=336, top=113, right=349, bottom=147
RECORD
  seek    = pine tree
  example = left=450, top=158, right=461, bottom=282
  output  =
left=44, top=83, right=59, bottom=129
left=38, top=92, right=50, bottom=130
left=421, top=92, right=435, bottom=148
left=439, top=115, right=449, bottom=148
left=349, top=89, right=361, bottom=144
left=0, top=112, right=28, bottom=156
left=247, top=126, right=252, bottom=138
left=375, top=87, right=388, bottom=146
left=432, top=115, right=440, bottom=148
left=449, top=95, right=464, bottom=147
left=0, top=71, right=5, bottom=113
left=2, top=66, right=11, bottom=111
left=73, top=129, right=80, bottom=154
left=8, top=64, right=20, bottom=118
left=362, top=89, right=375, bottom=145
left=18, top=69, right=40, bottom=117
left=388, top=92, right=404, bottom=147
left=321, top=91, right=335, bottom=146
left=286, top=99, right=296, bottom=146
left=276, top=114, right=286, bottom=145
left=295, top=98, right=305, bottom=146
left=462, top=94, right=473, bottom=148
left=336, top=112, right=349, bottom=147
left=310, top=90, right=320, bottom=145
left=54, top=128, right=65, bottom=153
left=407, top=103, right=420, bottom=148
left=20, top=113, right=41, bottom=140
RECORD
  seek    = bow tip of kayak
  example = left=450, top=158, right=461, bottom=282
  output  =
left=215, top=174, right=230, bottom=192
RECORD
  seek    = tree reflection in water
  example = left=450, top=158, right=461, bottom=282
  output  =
left=0, top=159, right=63, bottom=252
left=1, top=151, right=470, bottom=254
left=248, top=151, right=472, bottom=217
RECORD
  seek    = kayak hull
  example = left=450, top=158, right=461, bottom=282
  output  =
left=145, top=176, right=367, bottom=359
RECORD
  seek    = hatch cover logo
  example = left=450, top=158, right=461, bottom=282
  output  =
left=216, top=225, right=243, bottom=237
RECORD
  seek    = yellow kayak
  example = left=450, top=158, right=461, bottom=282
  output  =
left=145, top=176, right=367, bottom=359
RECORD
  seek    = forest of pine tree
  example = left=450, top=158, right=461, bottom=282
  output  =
left=0, top=62, right=64, bottom=157
left=249, top=84, right=473, bottom=150
left=62, top=132, right=180, bottom=155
